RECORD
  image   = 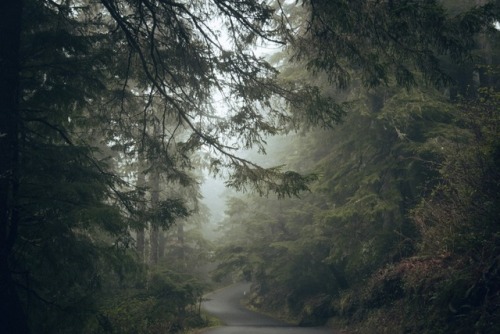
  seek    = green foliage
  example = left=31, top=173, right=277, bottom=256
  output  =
left=406, top=88, right=499, bottom=333
left=318, top=85, right=500, bottom=333
left=15, top=135, right=139, bottom=332
left=148, top=198, right=190, bottom=229
left=84, top=268, right=207, bottom=334
left=225, top=164, right=318, bottom=198
left=414, top=89, right=500, bottom=256
left=293, top=0, right=498, bottom=89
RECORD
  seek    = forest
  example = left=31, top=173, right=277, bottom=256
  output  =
left=0, top=0, right=499, bottom=333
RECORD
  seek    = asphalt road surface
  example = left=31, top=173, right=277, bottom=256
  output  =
left=201, top=282, right=336, bottom=334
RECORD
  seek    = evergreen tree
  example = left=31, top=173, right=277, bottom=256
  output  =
left=291, top=0, right=497, bottom=89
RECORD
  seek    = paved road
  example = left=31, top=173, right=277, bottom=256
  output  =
left=201, top=282, right=336, bottom=334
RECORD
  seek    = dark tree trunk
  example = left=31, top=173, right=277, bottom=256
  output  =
left=149, top=224, right=159, bottom=265
left=149, top=163, right=160, bottom=265
left=0, top=0, right=30, bottom=332
left=149, top=121, right=161, bottom=265
left=136, top=155, right=146, bottom=262
left=136, top=227, right=145, bottom=262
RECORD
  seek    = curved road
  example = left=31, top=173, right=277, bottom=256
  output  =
left=201, top=282, right=336, bottom=334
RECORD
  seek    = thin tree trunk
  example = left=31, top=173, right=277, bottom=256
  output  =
left=136, top=155, right=146, bottom=262
left=158, top=231, right=166, bottom=260
left=177, top=221, right=186, bottom=268
left=149, top=224, right=159, bottom=265
left=0, top=0, right=30, bottom=332
left=137, top=227, right=145, bottom=262
left=149, top=168, right=160, bottom=265
left=149, top=122, right=160, bottom=265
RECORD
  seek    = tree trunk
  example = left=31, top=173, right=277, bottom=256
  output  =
left=177, top=221, right=186, bottom=268
left=149, top=224, right=159, bottom=265
left=136, top=227, right=145, bottom=262
left=158, top=231, right=166, bottom=260
left=136, top=155, right=146, bottom=262
left=0, top=0, right=30, bottom=332
left=149, top=120, right=163, bottom=265
left=149, top=142, right=160, bottom=265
